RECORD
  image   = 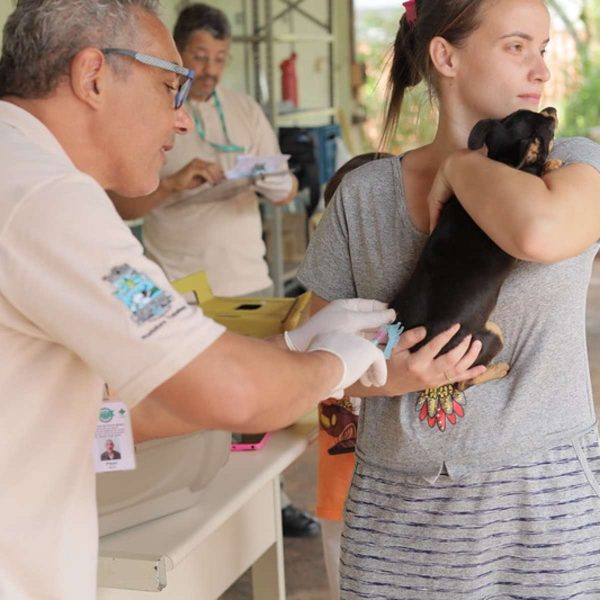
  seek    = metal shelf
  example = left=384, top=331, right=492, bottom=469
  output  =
left=283, top=261, right=302, bottom=283
left=233, top=33, right=334, bottom=44
left=233, top=0, right=335, bottom=296
left=276, top=107, right=337, bottom=126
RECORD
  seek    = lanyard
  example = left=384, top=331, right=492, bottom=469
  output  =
left=190, top=91, right=246, bottom=154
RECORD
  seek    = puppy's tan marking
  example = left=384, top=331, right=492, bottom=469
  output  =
left=543, top=158, right=563, bottom=174
left=519, top=138, right=541, bottom=168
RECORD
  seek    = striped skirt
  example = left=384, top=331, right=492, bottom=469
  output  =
left=340, top=430, right=600, bottom=599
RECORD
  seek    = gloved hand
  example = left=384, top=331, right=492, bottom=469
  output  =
left=253, top=172, right=294, bottom=203
left=284, top=298, right=396, bottom=352
left=307, top=331, right=388, bottom=399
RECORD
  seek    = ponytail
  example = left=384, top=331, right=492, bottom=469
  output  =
left=378, top=0, right=486, bottom=151
left=381, top=15, right=422, bottom=151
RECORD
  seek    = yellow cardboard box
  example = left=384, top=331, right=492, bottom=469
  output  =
left=171, top=271, right=311, bottom=338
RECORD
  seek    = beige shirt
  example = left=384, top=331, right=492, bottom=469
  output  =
left=0, top=101, right=225, bottom=599
left=142, top=86, right=293, bottom=296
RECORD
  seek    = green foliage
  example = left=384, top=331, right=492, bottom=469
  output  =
left=561, top=62, right=600, bottom=137
left=548, top=0, right=600, bottom=137
left=356, top=8, right=436, bottom=152
left=386, top=86, right=438, bottom=153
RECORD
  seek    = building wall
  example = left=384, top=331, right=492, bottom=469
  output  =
left=0, top=1, right=16, bottom=42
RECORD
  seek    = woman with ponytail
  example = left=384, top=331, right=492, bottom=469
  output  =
left=299, top=0, right=600, bottom=597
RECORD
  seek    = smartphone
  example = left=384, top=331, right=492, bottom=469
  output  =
left=230, top=432, right=271, bottom=451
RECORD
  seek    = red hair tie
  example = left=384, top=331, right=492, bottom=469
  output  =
left=402, top=0, right=417, bottom=26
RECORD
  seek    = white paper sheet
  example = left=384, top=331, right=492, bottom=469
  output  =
left=225, top=154, right=291, bottom=180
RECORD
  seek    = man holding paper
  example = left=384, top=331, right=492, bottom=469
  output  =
left=111, top=3, right=297, bottom=297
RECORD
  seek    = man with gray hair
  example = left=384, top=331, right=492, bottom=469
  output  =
left=0, top=1, right=413, bottom=597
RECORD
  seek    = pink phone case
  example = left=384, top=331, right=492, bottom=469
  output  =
left=230, top=432, right=271, bottom=451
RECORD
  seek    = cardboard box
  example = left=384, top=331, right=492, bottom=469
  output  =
left=309, top=210, right=324, bottom=239
left=264, top=211, right=308, bottom=265
left=171, top=271, right=311, bottom=338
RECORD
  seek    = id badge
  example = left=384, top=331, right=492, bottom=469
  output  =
left=93, top=401, right=136, bottom=473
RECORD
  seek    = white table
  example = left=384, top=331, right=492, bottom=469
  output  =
left=97, top=416, right=317, bottom=599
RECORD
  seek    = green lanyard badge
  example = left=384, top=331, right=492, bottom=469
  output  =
left=191, top=91, right=246, bottom=154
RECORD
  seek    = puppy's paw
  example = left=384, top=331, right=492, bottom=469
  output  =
left=468, top=361, right=510, bottom=386
left=543, top=159, right=563, bottom=174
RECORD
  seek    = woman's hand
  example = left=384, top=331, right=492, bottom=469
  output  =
left=380, top=323, right=486, bottom=396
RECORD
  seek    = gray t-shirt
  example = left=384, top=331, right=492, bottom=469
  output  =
left=298, top=137, right=600, bottom=480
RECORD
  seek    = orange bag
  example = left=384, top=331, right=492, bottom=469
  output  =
left=315, top=398, right=359, bottom=521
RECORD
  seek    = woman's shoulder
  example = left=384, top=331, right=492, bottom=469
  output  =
left=551, top=136, right=600, bottom=171
left=338, top=155, right=400, bottom=197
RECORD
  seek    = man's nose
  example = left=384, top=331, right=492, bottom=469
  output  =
left=201, top=59, right=221, bottom=77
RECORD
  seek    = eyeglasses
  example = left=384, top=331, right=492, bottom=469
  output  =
left=187, top=53, right=230, bottom=69
left=102, top=48, right=195, bottom=109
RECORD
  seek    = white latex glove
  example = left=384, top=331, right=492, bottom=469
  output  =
left=253, top=172, right=293, bottom=202
left=284, top=298, right=396, bottom=352
left=308, top=331, right=388, bottom=399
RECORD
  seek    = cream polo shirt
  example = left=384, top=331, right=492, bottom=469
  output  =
left=142, top=86, right=294, bottom=296
left=0, top=101, right=225, bottom=599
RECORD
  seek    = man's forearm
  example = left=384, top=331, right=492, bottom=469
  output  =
left=133, top=332, right=343, bottom=441
left=108, top=179, right=174, bottom=220
left=132, top=395, right=200, bottom=443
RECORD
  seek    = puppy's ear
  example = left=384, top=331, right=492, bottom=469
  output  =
left=468, top=119, right=494, bottom=150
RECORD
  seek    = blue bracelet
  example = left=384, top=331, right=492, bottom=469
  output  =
left=372, top=322, right=404, bottom=359
left=383, top=323, right=404, bottom=358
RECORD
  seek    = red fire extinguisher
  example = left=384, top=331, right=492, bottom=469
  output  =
left=280, top=52, right=298, bottom=107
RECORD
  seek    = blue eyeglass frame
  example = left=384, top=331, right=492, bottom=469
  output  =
left=102, top=48, right=195, bottom=109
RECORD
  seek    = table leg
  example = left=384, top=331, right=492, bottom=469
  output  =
left=251, top=475, right=285, bottom=600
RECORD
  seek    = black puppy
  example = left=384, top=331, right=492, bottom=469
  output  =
left=390, top=107, right=560, bottom=428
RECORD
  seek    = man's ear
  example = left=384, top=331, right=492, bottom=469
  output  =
left=429, top=36, right=459, bottom=78
left=69, top=48, right=106, bottom=109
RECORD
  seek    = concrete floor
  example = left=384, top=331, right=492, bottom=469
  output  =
left=221, top=257, right=600, bottom=600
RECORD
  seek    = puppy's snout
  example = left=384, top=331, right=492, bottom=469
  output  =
left=541, top=106, right=558, bottom=131
left=541, top=107, right=557, bottom=118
